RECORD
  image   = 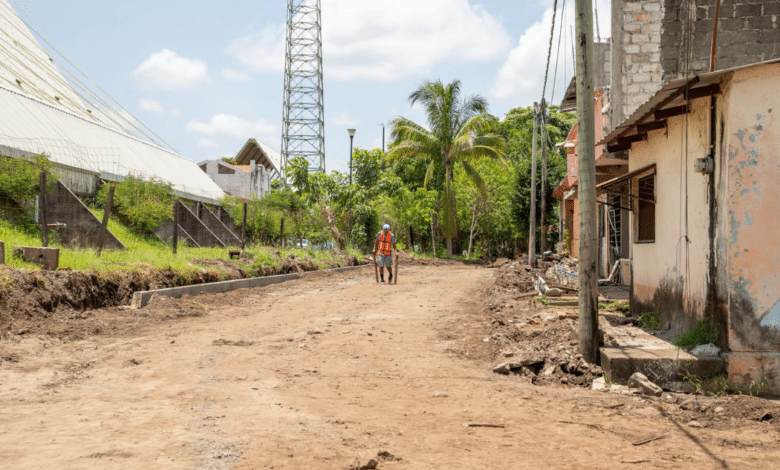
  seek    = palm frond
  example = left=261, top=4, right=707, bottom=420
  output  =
left=460, top=160, right=487, bottom=198
left=423, top=159, right=436, bottom=189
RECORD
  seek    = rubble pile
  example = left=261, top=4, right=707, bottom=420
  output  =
left=481, top=257, right=601, bottom=389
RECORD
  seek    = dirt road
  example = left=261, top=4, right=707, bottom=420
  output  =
left=1, top=264, right=779, bottom=469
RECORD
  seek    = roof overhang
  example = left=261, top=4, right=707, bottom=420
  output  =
left=599, top=58, right=780, bottom=151
left=235, top=139, right=281, bottom=179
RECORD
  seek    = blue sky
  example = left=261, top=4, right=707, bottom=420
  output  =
left=7, top=0, right=610, bottom=174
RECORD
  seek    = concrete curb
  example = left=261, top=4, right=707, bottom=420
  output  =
left=131, top=264, right=370, bottom=308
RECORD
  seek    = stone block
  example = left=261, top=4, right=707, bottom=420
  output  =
left=601, top=347, right=725, bottom=387
left=641, top=43, right=660, bottom=53
left=631, top=33, right=650, bottom=43
left=13, top=246, right=59, bottom=270
left=765, top=3, right=780, bottom=16
left=0, top=240, right=4, bottom=265
left=726, top=352, right=780, bottom=396
left=736, top=3, right=763, bottom=18
left=696, top=6, right=709, bottom=20
left=747, top=16, right=773, bottom=31
left=720, top=17, right=747, bottom=32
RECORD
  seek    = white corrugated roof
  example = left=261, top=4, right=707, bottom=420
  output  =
left=0, top=84, right=226, bottom=204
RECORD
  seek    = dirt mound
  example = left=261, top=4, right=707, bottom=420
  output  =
left=0, top=254, right=365, bottom=340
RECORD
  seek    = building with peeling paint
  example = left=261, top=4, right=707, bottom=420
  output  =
left=598, top=59, right=780, bottom=394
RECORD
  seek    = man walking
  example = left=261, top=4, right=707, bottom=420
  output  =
left=373, top=224, right=396, bottom=284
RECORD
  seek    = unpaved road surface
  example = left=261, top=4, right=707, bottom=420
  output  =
left=1, top=264, right=779, bottom=469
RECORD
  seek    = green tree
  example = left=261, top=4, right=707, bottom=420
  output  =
left=387, top=79, right=506, bottom=258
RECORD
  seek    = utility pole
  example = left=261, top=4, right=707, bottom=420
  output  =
left=575, top=0, right=599, bottom=363
left=540, top=99, right=548, bottom=254
left=528, top=103, right=539, bottom=268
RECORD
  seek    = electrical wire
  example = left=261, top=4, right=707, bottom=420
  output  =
left=550, top=0, right=566, bottom=107
left=541, top=0, right=559, bottom=105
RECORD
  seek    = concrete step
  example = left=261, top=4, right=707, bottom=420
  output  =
left=601, top=346, right=725, bottom=387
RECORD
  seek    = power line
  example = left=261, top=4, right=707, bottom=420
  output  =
left=541, top=0, right=559, bottom=105
left=550, top=0, right=566, bottom=106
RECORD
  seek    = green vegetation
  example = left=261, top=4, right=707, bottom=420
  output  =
left=672, top=317, right=719, bottom=349
left=97, top=176, right=174, bottom=235
left=0, top=154, right=56, bottom=200
left=681, top=371, right=768, bottom=397
left=636, top=310, right=662, bottom=330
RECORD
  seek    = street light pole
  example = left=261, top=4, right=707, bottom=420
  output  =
left=348, top=128, right=356, bottom=246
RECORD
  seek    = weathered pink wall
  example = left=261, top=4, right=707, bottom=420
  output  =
left=626, top=98, right=712, bottom=333
left=725, top=65, right=780, bottom=367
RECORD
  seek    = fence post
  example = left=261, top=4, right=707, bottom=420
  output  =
left=172, top=200, right=179, bottom=254
left=96, top=183, right=116, bottom=257
left=39, top=171, right=48, bottom=247
left=242, top=202, right=247, bottom=250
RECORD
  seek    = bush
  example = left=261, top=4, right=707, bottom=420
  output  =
left=98, top=176, right=174, bottom=234
left=672, top=317, right=718, bottom=349
left=0, top=154, right=56, bottom=200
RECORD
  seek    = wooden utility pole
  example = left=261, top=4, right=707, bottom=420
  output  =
left=575, top=0, right=599, bottom=363
left=540, top=99, right=548, bottom=254
left=242, top=202, right=248, bottom=250
left=528, top=102, right=539, bottom=268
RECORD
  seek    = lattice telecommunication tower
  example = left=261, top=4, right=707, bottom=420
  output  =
left=281, top=0, right=325, bottom=181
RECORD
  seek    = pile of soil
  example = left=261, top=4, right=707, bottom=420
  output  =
left=0, top=252, right=363, bottom=340
left=478, top=258, right=600, bottom=389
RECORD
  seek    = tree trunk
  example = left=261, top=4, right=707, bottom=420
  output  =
left=431, top=212, right=437, bottom=258
left=320, top=204, right=345, bottom=251
left=446, top=238, right=453, bottom=259
left=280, top=217, right=285, bottom=247
left=467, top=204, right=478, bottom=258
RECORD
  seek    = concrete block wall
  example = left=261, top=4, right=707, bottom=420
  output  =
left=47, top=181, right=126, bottom=250
left=661, top=0, right=780, bottom=82
left=615, top=0, right=665, bottom=121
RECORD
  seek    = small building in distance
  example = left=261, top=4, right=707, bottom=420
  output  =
left=198, top=139, right=282, bottom=201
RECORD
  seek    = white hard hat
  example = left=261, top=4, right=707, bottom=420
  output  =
left=382, top=224, right=391, bottom=230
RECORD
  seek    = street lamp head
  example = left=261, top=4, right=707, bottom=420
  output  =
left=347, top=128, right=356, bottom=137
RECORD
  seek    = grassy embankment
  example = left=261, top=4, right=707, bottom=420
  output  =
left=0, top=215, right=361, bottom=276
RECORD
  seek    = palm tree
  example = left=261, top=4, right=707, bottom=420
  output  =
left=387, top=79, right=506, bottom=258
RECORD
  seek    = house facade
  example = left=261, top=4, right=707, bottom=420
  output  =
left=598, top=60, right=780, bottom=394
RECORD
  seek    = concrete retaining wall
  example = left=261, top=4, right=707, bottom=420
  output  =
left=47, top=181, right=125, bottom=250
left=198, top=204, right=241, bottom=247
left=131, top=264, right=369, bottom=308
left=177, top=201, right=225, bottom=248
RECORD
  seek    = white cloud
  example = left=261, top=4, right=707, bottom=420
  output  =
left=132, top=49, right=211, bottom=91
left=226, top=24, right=286, bottom=73
left=491, top=0, right=611, bottom=105
left=332, top=112, right=359, bottom=127
left=139, top=98, right=164, bottom=115
left=186, top=114, right=278, bottom=141
left=198, top=138, right=219, bottom=149
left=220, top=69, right=252, bottom=82
left=226, top=0, right=511, bottom=82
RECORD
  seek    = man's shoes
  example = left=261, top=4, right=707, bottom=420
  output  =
left=388, top=274, right=393, bottom=282
left=380, top=278, right=385, bottom=283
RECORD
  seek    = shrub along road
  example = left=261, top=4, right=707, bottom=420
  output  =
left=0, top=263, right=778, bottom=469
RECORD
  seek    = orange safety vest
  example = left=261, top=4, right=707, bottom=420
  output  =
left=376, top=231, right=393, bottom=255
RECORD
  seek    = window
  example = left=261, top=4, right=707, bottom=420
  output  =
left=636, top=174, right=655, bottom=243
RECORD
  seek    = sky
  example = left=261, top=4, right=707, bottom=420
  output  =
left=6, top=0, right=611, bottom=175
